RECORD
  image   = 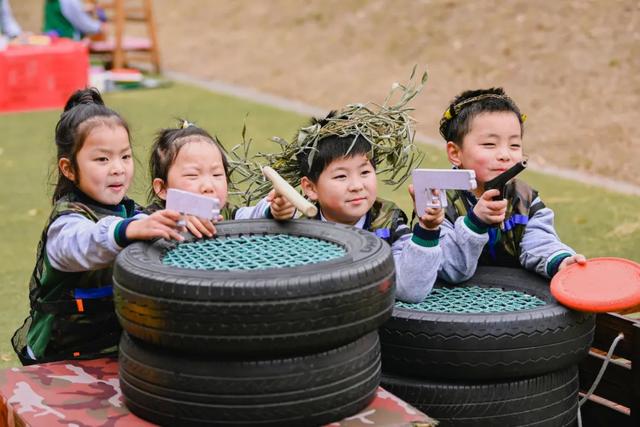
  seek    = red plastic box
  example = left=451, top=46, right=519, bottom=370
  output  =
left=0, top=39, right=88, bottom=113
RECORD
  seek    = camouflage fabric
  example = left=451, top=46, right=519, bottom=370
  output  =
left=366, top=199, right=410, bottom=244
left=315, top=198, right=410, bottom=245
left=445, top=178, right=544, bottom=267
left=0, top=358, right=437, bottom=426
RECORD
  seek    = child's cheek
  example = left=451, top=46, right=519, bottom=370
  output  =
left=471, top=156, right=493, bottom=184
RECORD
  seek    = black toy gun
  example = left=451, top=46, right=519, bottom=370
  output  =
left=483, top=160, right=528, bottom=200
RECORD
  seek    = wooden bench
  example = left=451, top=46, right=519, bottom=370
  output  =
left=579, top=312, right=640, bottom=426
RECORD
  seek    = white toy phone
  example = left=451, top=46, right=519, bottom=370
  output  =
left=166, top=189, right=220, bottom=226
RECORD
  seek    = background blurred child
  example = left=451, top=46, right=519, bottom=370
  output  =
left=43, top=0, right=107, bottom=40
left=0, top=0, right=22, bottom=39
left=12, top=88, right=183, bottom=364
left=438, top=87, right=585, bottom=283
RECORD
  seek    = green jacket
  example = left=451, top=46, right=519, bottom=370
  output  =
left=43, top=0, right=76, bottom=38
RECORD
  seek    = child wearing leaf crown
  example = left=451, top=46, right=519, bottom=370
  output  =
left=12, top=88, right=184, bottom=365
left=145, top=120, right=295, bottom=236
left=246, top=71, right=443, bottom=303
left=436, top=87, right=585, bottom=283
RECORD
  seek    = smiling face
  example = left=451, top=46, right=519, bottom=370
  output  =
left=301, top=153, right=377, bottom=225
left=59, top=124, right=133, bottom=205
left=447, top=111, right=524, bottom=194
left=153, top=139, right=228, bottom=207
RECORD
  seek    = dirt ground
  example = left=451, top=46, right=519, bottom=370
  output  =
left=13, top=0, right=640, bottom=186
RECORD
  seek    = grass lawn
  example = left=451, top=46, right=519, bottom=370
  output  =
left=1, top=83, right=639, bottom=368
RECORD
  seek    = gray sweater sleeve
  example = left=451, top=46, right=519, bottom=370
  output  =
left=438, top=215, right=489, bottom=284
left=519, top=203, right=575, bottom=278
left=1, top=0, right=21, bottom=38
left=46, top=213, right=126, bottom=272
left=233, top=197, right=272, bottom=219
left=393, top=224, right=442, bottom=303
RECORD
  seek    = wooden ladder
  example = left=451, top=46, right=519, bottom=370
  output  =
left=89, top=0, right=161, bottom=73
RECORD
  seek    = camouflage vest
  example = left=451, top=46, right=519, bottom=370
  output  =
left=12, top=192, right=138, bottom=364
left=315, top=198, right=409, bottom=245
left=445, top=179, right=545, bottom=267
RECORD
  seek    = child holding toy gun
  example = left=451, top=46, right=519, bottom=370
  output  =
left=435, top=88, right=585, bottom=284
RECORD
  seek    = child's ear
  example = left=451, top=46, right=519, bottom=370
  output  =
left=300, top=176, right=319, bottom=201
left=446, top=141, right=463, bottom=167
left=152, top=178, right=168, bottom=200
left=59, top=158, right=76, bottom=182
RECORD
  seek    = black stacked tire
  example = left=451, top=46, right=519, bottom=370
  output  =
left=379, top=266, right=594, bottom=426
left=382, top=366, right=579, bottom=427
left=120, top=331, right=381, bottom=427
left=114, top=220, right=395, bottom=356
left=381, top=266, right=595, bottom=380
left=114, top=219, right=395, bottom=426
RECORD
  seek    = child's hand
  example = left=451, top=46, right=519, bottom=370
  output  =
left=473, top=189, right=508, bottom=225
left=408, top=185, right=444, bottom=230
left=267, top=189, right=296, bottom=220
left=419, top=207, right=444, bottom=230
left=126, top=210, right=184, bottom=242
left=558, top=254, right=587, bottom=271
left=184, top=215, right=217, bottom=239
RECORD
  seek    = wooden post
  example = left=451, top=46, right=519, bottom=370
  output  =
left=144, top=0, right=161, bottom=73
left=113, top=0, right=125, bottom=69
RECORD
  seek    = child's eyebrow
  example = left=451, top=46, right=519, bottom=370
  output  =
left=91, top=147, right=131, bottom=155
left=482, top=132, right=501, bottom=139
left=92, top=148, right=116, bottom=155
left=329, top=165, right=349, bottom=172
left=483, top=132, right=521, bottom=139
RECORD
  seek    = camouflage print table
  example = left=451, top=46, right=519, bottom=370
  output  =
left=0, top=357, right=437, bottom=427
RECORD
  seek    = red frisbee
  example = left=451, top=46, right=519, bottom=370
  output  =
left=550, top=257, right=640, bottom=312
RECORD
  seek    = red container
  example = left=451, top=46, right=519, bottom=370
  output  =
left=0, top=39, right=89, bottom=113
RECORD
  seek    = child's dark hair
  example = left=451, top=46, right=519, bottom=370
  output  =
left=439, top=87, right=525, bottom=145
left=53, top=88, right=130, bottom=203
left=296, top=113, right=375, bottom=183
left=148, top=121, right=229, bottom=202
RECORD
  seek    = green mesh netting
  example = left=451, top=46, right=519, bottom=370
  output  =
left=162, top=234, right=346, bottom=270
left=396, top=286, right=546, bottom=313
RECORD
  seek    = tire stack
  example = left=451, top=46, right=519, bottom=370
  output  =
left=380, top=266, right=595, bottom=427
left=113, top=219, right=396, bottom=426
